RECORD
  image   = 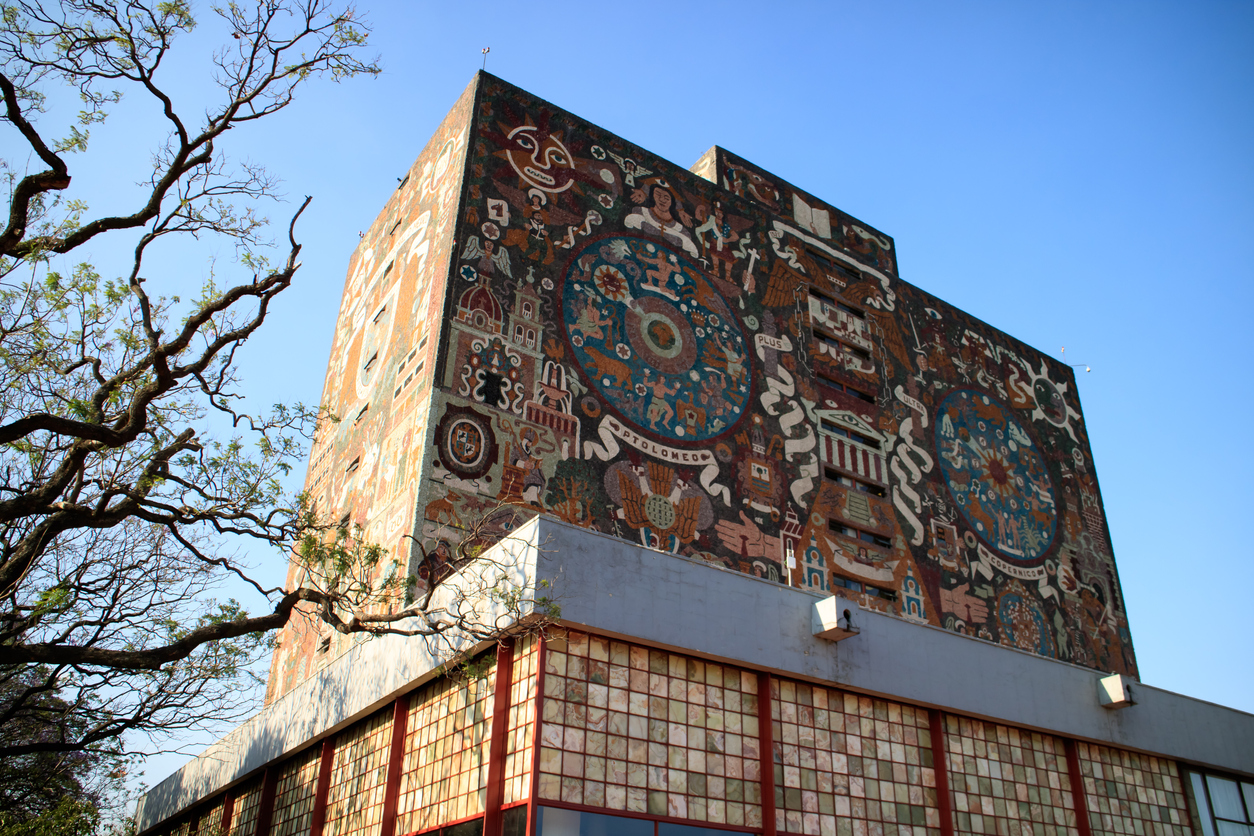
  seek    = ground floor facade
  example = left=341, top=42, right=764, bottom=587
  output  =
left=136, top=519, right=1254, bottom=836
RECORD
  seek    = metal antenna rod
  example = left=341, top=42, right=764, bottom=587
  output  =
left=1061, top=346, right=1091, bottom=372
left=482, top=47, right=490, bottom=70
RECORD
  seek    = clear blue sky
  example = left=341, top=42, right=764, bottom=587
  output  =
left=19, top=0, right=1252, bottom=781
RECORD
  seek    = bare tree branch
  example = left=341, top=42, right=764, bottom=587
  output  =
left=0, top=0, right=465, bottom=765
left=0, top=1, right=556, bottom=767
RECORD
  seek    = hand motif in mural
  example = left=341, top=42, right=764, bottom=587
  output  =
left=939, top=582, right=989, bottom=625
left=714, top=511, right=782, bottom=572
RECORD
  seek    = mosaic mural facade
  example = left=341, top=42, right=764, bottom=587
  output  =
left=270, top=71, right=1135, bottom=703
left=267, top=79, right=475, bottom=700
left=138, top=74, right=1254, bottom=836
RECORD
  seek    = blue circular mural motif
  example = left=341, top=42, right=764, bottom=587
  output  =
left=997, top=589, right=1056, bottom=657
left=562, top=236, right=751, bottom=443
left=934, top=389, right=1057, bottom=563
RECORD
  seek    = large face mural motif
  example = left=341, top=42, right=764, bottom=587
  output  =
left=503, top=124, right=578, bottom=194
left=560, top=236, right=753, bottom=444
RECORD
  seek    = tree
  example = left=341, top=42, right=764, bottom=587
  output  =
left=0, top=670, right=125, bottom=836
left=0, top=798, right=101, bottom=836
left=0, top=0, right=551, bottom=764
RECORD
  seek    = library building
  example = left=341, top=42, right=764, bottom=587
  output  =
left=136, top=73, right=1254, bottom=836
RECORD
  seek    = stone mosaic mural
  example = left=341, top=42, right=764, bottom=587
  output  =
left=275, top=72, right=1136, bottom=699
left=266, top=80, right=476, bottom=700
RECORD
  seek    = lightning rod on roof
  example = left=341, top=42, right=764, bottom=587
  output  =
left=1061, top=346, right=1091, bottom=372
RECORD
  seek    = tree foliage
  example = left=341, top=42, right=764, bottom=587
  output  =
left=0, top=0, right=552, bottom=766
left=0, top=798, right=100, bottom=836
left=0, top=671, right=124, bottom=836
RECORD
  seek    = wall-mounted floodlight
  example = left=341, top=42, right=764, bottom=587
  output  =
left=1098, top=673, right=1136, bottom=709
left=813, top=596, right=860, bottom=642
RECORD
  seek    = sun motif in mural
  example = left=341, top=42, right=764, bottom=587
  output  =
left=935, top=389, right=1058, bottom=564
left=500, top=123, right=578, bottom=194
left=1026, top=360, right=1082, bottom=442
left=976, top=447, right=1018, bottom=501
left=593, top=264, right=629, bottom=301
left=561, top=235, right=752, bottom=444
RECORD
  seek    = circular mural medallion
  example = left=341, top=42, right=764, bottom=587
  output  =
left=447, top=417, right=486, bottom=469
left=562, top=235, right=751, bottom=443
left=934, top=389, right=1057, bottom=564
left=434, top=405, right=497, bottom=480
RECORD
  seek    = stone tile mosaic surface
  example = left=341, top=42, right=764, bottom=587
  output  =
left=770, top=680, right=941, bottom=836
left=270, top=745, right=323, bottom=836
left=324, top=708, right=395, bottom=836
left=396, top=662, right=497, bottom=833
left=1077, top=742, right=1191, bottom=836
left=537, top=629, right=763, bottom=828
left=226, top=776, right=264, bottom=836
left=943, top=716, right=1076, bottom=836
left=503, top=634, right=540, bottom=807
